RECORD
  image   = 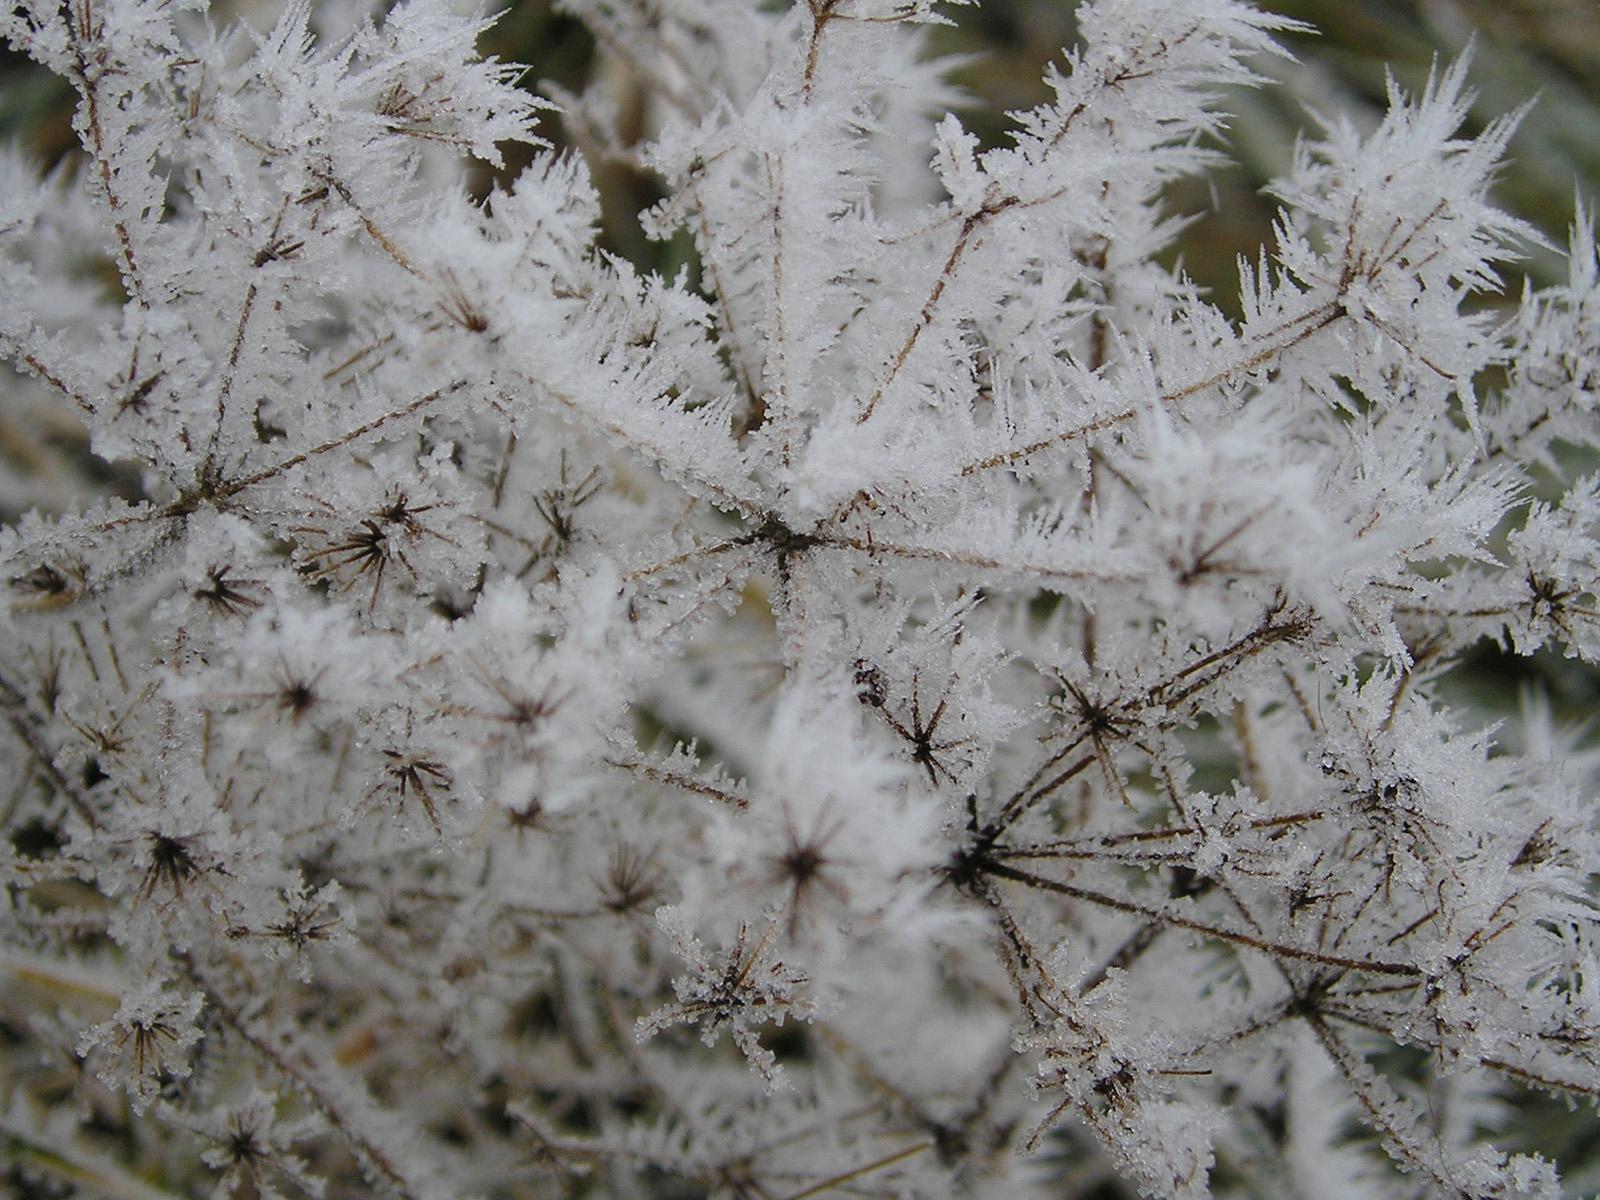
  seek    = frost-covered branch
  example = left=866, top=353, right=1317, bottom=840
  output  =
left=2, top=0, right=1597, bottom=1197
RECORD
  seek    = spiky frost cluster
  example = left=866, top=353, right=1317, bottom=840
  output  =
left=1, top=0, right=1597, bottom=1197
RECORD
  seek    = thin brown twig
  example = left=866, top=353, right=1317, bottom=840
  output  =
left=981, top=859, right=1420, bottom=978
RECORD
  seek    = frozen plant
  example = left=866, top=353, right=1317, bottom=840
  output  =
left=0, top=0, right=1597, bottom=1197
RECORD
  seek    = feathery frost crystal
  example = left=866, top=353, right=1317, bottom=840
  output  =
left=1, top=0, right=1598, bottom=1196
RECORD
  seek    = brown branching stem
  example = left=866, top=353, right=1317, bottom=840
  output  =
left=194, top=965, right=437, bottom=1200
left=979, top=858, right=1421, bottom=978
